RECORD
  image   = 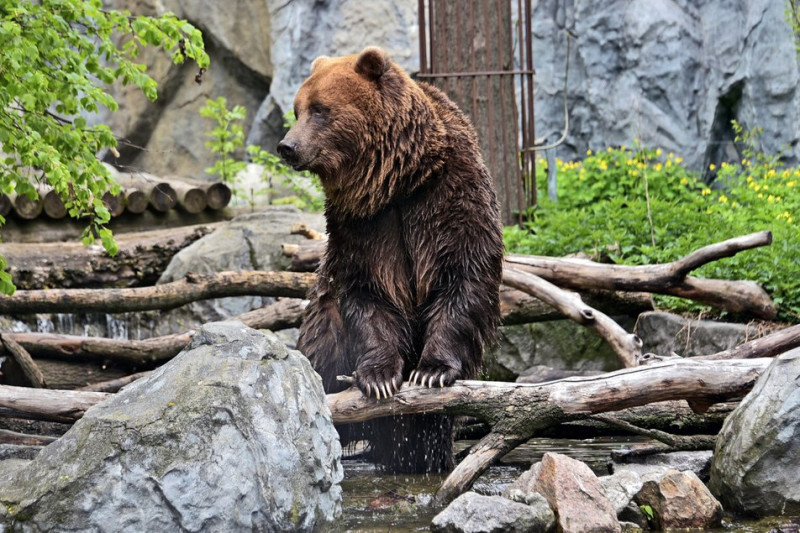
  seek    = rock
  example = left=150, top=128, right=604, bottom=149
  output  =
left=708, top=347, right=800, bottom=516
left=634, top=470, right=722, bottom=530
left=532, top=0, right=800, bottom=170
left=430, top=492, right=555, bottom=533
left=618, top=503, right=649, bottom=530
left=0, top=322, right=343, bottom=532
left=487, top=319, right=631, bottom=381
left=97, top=0, right=271, bottom=179
left=504, top=452, right=620, bottom=533
left=609, top=450, right=713, bottom=482
left=599, top=470, right=643, bottom=515
left=158, top=206, right=324, bottom=323
left=634, top=311, right=762, bottom=357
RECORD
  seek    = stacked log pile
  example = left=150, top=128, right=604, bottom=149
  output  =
left=0, top=173, right=232, bottom=221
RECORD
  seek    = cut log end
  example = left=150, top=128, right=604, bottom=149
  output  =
left=205, top=183, right=232, bottom=210
left=149, top=184, right=177, bottom=212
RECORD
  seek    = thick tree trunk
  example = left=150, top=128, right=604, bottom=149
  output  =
left=0, top=223, right=221, bottom=289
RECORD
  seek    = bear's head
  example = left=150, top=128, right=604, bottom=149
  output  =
left=278, top=47, right=446, bottom=218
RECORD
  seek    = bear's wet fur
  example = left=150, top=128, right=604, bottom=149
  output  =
left=280, top=47, right=504, bottom=473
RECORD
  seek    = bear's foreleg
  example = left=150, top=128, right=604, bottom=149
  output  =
left=341, top=292, right=412, bottom=399
left=297, top=277, right=351, bottom=393
left=410, top=280, right=497, bottom=387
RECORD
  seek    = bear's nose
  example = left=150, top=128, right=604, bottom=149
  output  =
left=277, top=140, right=298, bottom=164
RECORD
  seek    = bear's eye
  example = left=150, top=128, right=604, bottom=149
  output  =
left=309, top=104, right=327, bottom=118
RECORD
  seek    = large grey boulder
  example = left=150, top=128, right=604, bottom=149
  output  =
left=709, top=347, right=800, bottom=516
left=635, top=311, right=762, bottom=357
left=0, top=322, right=343, bottom=532
left=159, top=206, right=324, bottom=322
left=430, top=492, right=555, bottom=533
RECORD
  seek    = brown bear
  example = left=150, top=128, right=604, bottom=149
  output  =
left=278, top=46, right=504, bottom=473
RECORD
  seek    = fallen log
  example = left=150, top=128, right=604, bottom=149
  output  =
left=500, top=285, right=653, bottom=325
left=503, top=268, right=642, bottom=367
left=0, top=358, right=770, bottom=501
left=0, top=335, right=47, bottom=388
left=285, top=232, right=776, bottom=318
left=0, top=193, right=11, bottom=217
left=40, top=187, right=66, bottom=219
left=330, top=357, right=770, bottom=503
left=8, top=192, right=42, bottom=220
left=166, top=177, right=207, bottom=214
left=0, top=223, right=221, bottom=289
left=1, top=299, right=307, bottom=365
left=0, top=271, right=313, bottom=314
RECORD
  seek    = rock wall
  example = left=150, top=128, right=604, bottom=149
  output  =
left=532, top=0, right=800, bottom=172
left=97, top=0, right=799, bottom=179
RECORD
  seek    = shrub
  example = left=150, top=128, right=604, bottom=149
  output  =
left=506, top=140, right=799, bottom=322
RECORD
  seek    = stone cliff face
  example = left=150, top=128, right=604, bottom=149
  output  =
left=97, top=0, right=800, bottom=178
left=531, top=0, right=800, bottom=172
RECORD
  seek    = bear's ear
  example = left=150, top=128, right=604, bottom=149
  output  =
left=311, top=55, right=330, bottom=73
left=355, top=47, right=390, bottom=81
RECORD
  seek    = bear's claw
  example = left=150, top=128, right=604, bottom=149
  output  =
left=357, top=369, right=402, bottom=400
left=409, top=366, right=459, bottom=389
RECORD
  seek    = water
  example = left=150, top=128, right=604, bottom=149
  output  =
left=337, top=437, right=800, bottom=532
left=337, top=436, right=645, bottom=532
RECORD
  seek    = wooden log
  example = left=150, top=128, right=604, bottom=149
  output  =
left=503, top=268, right=642, bottom=367
left=78, top=372, right=151, bottom=393
left=0, top=428, right=58, bottom=446
left=328, top=357, right=770, bottom=503
left=0, top=335, right=47, bottom=388
left=9, top=192, right=42, bottom=220
left=116, top=172, right=177, bottom=212
left=166, top=177, right=207, bottom=214
left=0, top=386, right=109, bottom=423
left=101, top=190, right=126, bottom=217
left=505, top=231, right=776, bottom=318
left=123, top=188, right=149, bottom=214
left=204, top=182, right=232, bottom=210
left=0, top=223, right=221, bottom=289
left=284, top=232, right=776, bottom=318
left=0, top=271, right=315, bottom=314
left=40, top=187, right=66, bottom=219
left=1, top=299, right=307, bottom=365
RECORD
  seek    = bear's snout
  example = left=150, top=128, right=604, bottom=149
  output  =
left=277, top=139, right=300, bottom=166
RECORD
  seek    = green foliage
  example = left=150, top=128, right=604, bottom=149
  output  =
left=505, top=131, right=800, bottom=321
left=199, top=97, right=247, bottom=184
left=0, top=0, right=209, bottom=294
left=201, top=103, right=324, bottom=211
left=639, top=505, right=654, bottom=522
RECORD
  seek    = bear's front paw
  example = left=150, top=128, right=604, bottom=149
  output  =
left=356, top=363, right=403, bottom=400
left=409, top=364, right=460, bottom=389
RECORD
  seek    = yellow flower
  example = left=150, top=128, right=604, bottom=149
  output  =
left=680, top=177, right=689, bottom=186
left=709, top=163, right=716, bottom=171
left=665, top=160, right=672, bottom=167
left=675, top=157, right=683, bottom=164
left=758, top=193, right=764, bottom=198
left=763, top=184, right=769, bottom=191
left=668, top=152, right=674, bottom=159
left=782, top=170, right=790, bottom=178
left=721, top=162, right=728, bottom=168
left=767, top=169, right=776, bottom=178
left=656, top=149, right=662, bottom=157
left=731, top=201, right=739, bottom=208
left=718, top=195, right=728, bottom=203
left=788, top=180, right=796, bottom=188
left=701, top=188, right=712, bottom=196
left=586, top=149, right=593, bottom=156
left=599, top=161, right=608, bottom=171
left=654, top=163, right=663, bottom=172
left=747, top=176, right=755, bottom=183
